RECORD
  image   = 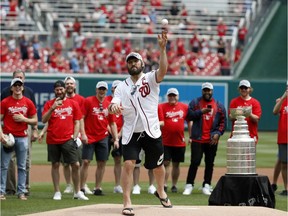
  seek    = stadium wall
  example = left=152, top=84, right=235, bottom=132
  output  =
left=0, top=74, right=284, bottom=131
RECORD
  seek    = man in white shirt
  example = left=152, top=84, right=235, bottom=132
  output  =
left=109, top=31, right=172, bottom=216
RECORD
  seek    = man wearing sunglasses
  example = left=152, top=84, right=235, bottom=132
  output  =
left=229, top=80, right=262, bottom=144
left=0, top=78, right=37, bottom=200
left=0, top=69, right=38, bottom=196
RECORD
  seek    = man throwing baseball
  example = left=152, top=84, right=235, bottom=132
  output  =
left=109, top=31, right=171, bottom=215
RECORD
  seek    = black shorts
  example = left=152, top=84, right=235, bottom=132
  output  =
left=122, top=131, right=164, bottom=169
left=164, top=146, right=186, bottom=163
left=61, top=145, right=82, bottom=166
left=47, top=139, right=79, bottom=164
left=108, top=134, right=122, bottom=158
left=82, top=137, right=109, bottom=161
left=278, top=144, right=287, bottom=163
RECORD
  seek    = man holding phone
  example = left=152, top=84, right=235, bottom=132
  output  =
left=42, top=80, right=88, bottom=201
left=183, top=82, right=227, bottom=196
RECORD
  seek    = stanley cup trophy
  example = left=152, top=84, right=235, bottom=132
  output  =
left=208, top=106, right=275, bottom=208
left=226, top=107, right=256, bottom=175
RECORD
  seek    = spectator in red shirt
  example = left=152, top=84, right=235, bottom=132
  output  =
left=180, top=4, right=188, bottom=16
left=113, top=37, right=122, bottom=53
left=80, top=81, right=118, bottom=196
left=123, top=38, right=132, bottom=55
left=234, top=45, right=242, bottom=63
left=176, top=38, right=186, bottom=56
left=151, top=0, right=162, bottom=8
left=141, top=5, right=149, bottom=15
left=42, top=80, right=88, bottom=201
left=238, top=25, right=248, bottom=46
left=190, top=32, right=201, bottom=53
left=7, top=0, right=17, bottom=18
left=217, top=17, right=228, bottom=37
left=72, top=17, right=81, bottom=35
left=53, top=39, right=63, bottom=55
left=158, top=88, right=192, bottom=193
left=183, top=82, right=226, bottom=196
left=0, top=39, right=9, bottom=64
left=0, top=78, right=37, bottom=201
left=99, top=4, right=107, bottom=15
left=272, top=85, right=288, bottom=196
left=229, top=80, right=262, bottom=143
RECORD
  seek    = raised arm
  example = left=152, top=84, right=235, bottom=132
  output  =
left=273, top=90, right=287, bottom=115
left=156, top=31, right=168, bottom=83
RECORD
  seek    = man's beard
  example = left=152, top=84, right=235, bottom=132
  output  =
left=203, top=93, right=212, bottom=101
left=128, top=66, right=142, bottom=76
left=55, top=92, right=65, bottom=100
left=66, top=88, right=74, bottom=96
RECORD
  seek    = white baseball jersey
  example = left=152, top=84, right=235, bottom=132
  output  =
left=111, top=71, right=162, bottom=144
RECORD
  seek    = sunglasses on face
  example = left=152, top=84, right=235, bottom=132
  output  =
left=239, top=86, right=248, bottom=90
left=13, top=83, right=23, bottom=87
left=168, top=94, right=177, bottom=97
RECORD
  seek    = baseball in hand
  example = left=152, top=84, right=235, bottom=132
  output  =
left=161, top=19, right=169, bottom=25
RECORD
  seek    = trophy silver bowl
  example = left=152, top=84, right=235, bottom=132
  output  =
left=230, top=106, right=252, bottom=119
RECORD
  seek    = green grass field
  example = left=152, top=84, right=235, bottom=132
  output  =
left=1, top=131, right=287, bottom=215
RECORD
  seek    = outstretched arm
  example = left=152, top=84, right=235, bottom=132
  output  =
left=156, top=31, right=168, bottom=83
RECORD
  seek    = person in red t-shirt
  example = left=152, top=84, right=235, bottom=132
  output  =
left=72, top=17, right=81, bottom=35
left=229, top=80, right=262, bottom=143
left=272, top=85, right=288, bottom=196
left=217, top=18, right=228, bottom=37
left=80, top=81, right=118, bottom=196
left=0, top=78, right=37, bottom=201
left=42, top=80, right=88, bottom=201
left=158, top=88, right=192, bottom=193
left=183, top=82, right=226, bottom=196
left=238, top=25, right=248, bottom=46
left=106, top=80, right=124, bottom=193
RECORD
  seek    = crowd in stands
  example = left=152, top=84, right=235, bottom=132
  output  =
left=1, top=32, right=237, bottom=76
left=0, top=0, right=250, bottom=75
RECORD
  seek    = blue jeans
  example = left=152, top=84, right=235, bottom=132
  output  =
left=1, top=137, right=28, bottom=195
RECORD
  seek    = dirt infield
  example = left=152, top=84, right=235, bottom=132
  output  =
left=23, top=204, right=287, bottom=216
left=26, top=166, right=284, bottom=216
left=31, top=165, right=279, bottom=185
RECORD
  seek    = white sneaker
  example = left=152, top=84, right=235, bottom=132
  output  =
left=183, top=184, right=193, bottom=195
left=114, top=185, right=123, bottom=193
left=147, top=185, right=156, bottom=194
left=132, top=184, right=141, bottom=194
left=74, top=191, right=89, bottom=200
left=53, top=191, right=62, bottom=200
left=63, top=184, right=73, bottom=194
left=202, top=183, right=212, bottom=195
left=84, top=184, right=93, bottom=195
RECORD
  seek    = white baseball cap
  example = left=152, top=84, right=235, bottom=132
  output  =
left=2, top=133, right=15, bottom=148
left=10, top=78, right=23, bottom=86
left=96, top=81, right=108, bottom=89
left=112, top=80, right=121, bottom=88
left=64, top=76, right=76, bottom=83
left=166, top=88, right=179, bottom=95
left=202, top=82, right=213, bottom=90
left=239, top=80, right=251, bottom=88
left=126, top=52, right=143, bottom=62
